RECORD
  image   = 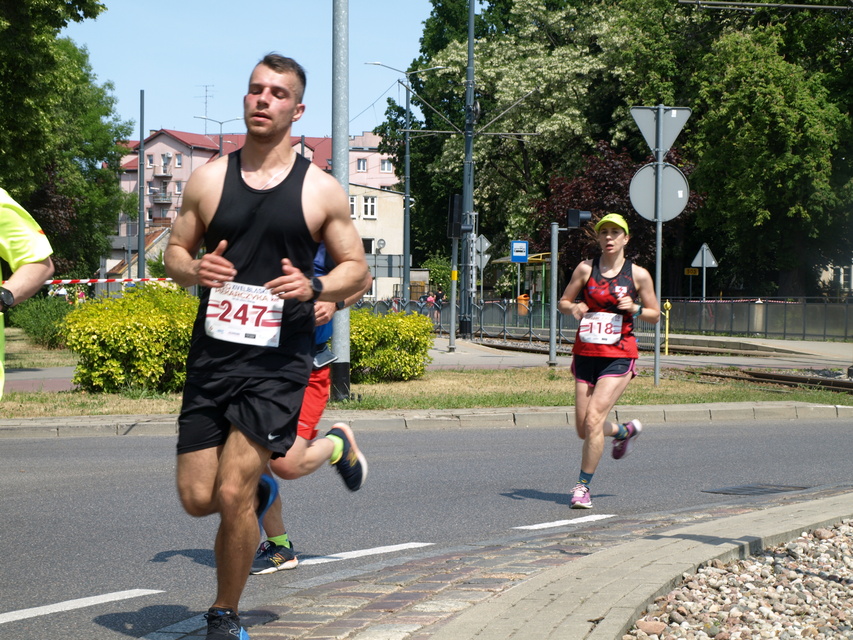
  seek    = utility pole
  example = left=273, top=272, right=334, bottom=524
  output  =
left=330, top=0, right=352, bottom=401
left=459, top=0, right=477, bottom=338
left=137, top=90, right=145, bottom=279
left=365, top=62, right=445, bottom=304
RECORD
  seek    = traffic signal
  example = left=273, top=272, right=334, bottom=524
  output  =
left=447, top=194, right=462, bottom=239
left=567, top=209, right=592, bottom=228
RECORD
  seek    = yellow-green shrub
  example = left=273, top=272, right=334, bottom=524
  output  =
left=350, top=309, right=433, bottom=383
left=62, top=284, right=198, bottom=392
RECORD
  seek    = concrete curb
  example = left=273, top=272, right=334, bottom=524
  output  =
left=0, top=402, right=850, bottom=438
left=428, top=492, right=853, bottom=640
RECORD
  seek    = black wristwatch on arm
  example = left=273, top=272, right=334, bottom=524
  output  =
left=310, top=276, right=323, bottom=301
left=0, top=287, right=15, bottom=313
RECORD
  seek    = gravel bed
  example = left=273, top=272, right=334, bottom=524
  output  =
left=624, top=520, right=853, bottom=640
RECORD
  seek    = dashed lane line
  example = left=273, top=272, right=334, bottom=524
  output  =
left=299, top=542, right=435, bottom=565
left=0, top=589, right=164, bottom=625
left=513, top=514, right=616, bottom=530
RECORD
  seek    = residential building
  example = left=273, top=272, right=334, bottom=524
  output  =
left=111, top=130, right=406, bottom=300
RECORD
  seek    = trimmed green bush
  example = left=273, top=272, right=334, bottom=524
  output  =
left=350, top=309, right=433, bottom=383
left=7, top=295, right=74, bottom=349
left=62, top=284, right=198, bottom=392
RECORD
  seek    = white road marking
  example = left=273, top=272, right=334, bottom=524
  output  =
left=513, top=514, right=616, bottom=530
left=0, top=589, right=163, bottom=625
left=300, top=542, right=434, bottom=565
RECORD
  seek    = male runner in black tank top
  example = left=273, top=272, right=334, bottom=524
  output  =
left=165, top=54, right=369, bottom=640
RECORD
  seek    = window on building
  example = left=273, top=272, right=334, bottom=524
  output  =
left=380, top=159, right=393, bottom=173
left=147, top=181, right=156, bottom=194
left=146, top=208, right=153, bottom=220
left=174, top=153, right=183, bottom=167
left=357, top=158, right=367, bottom=172
left=175, top=181, right=183, bottom=195
left=146, top=154, right=154, bottom=167
left=362, top=238, right=374, bottom=254
left=362, top=196, right=376, bottom=219
left=349, top=195, right=357, bottom=218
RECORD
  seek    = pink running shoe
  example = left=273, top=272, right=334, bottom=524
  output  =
left=612, top=419, right=642, bottom=460
left=570, top=483, right=592, bottom=509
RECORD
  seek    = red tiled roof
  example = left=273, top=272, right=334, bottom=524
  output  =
left=121, top=129, right=333, bottom=171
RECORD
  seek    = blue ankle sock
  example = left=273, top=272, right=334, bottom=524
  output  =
left=615, top=423, right=629, bottom=440
left=578, top=471, right=594, bottom=486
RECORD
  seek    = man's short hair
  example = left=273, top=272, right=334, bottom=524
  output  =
left=259, top=53, right=306, bottom=101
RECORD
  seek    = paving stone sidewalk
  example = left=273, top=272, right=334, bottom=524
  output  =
left=148, top=485, right=853, bottom=640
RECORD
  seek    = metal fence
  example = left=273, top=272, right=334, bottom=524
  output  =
left=355, top=296, right=853, bottom=346
left=664, top=297, right=853, bottom=341
left=354, top=299, right=658, bottom=350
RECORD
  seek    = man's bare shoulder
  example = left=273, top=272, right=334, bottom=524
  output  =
left=186, top=154, right=229, bottom=189
left=303, top=162, right=346, bottom=194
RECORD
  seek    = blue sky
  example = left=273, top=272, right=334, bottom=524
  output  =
left=62, top=1, right=436, bottom=139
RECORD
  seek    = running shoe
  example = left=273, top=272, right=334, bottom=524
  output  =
left=570, top=483, right=592, bottom=509
left=326, top=423, right=368, bottom=491
left=205, top=607, right=249, bottom=640
left=256, top=474, right=278, bottom=525
left=612, top=419, right=642, bottom=460
left=250, top=539, right=298, bottom=575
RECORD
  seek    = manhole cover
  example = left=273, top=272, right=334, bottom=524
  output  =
left=702, top=484, right=808, bottom=496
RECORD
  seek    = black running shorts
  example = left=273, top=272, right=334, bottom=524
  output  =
left=571, top=355, right=636, bottom=387
left=176, top=375, right=306, bottom=457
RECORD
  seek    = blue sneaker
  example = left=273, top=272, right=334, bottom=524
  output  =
left=251, top=539, right=298, bottom=575
left=256, top=474, right=278, bottom=525
left=205, top=607, right=249, bottom=639
left=326, top=424, right=367, bottom=491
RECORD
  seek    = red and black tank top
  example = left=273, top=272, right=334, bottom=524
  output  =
left=186, top=150, right=318, bottom=379
left=572, top=257, right=639, bottom=359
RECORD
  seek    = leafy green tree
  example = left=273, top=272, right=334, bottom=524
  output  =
left=688, top=27, right=847, bottom=295
left=0, top=1, right=105, bottom=198
left=421, top=253, right=452, bottom=294
left=1, top=3, right=132, bottom=277
left=378, top=0, right=853, bottom=297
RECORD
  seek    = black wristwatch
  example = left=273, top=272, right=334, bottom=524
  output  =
left=0, top=287, right=15, bottom=313
left=310, top=276, right=323, bottom=301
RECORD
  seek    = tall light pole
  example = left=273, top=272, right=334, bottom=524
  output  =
left=366, top=62, right=445, bottom=303
left=194, top=115, right=242, bottom=156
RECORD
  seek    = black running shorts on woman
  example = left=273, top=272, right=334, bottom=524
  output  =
left=177, top=151, right=318, bottom=457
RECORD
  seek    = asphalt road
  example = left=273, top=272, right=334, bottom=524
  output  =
left=1, top=418, right=851, bottom=640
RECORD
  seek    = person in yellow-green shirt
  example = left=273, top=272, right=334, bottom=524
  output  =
left=0, top=188, right=55, bottom=398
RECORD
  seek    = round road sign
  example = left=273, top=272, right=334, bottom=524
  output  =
left=629, top=163, right=690, bottom=222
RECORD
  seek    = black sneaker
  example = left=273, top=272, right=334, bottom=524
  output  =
left=326, top=423, right=368, bottom=491
left=250, top=539, right=298, bottom=575
left=205, top=607, right=249, bottom=640
left=255, top=474, right=278, bottom=525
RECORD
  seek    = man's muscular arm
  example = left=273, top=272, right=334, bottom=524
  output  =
left=265, top=166, right=369, bottom=302
left=164, top=161, right=235, bottom=288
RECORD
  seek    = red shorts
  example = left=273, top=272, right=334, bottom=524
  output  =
left=296, top=366, right=331, bottom=440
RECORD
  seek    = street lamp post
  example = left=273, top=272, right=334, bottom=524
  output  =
left=366, top=62, right=445, bottom=304
left=194, top=115, right=242, bottom=156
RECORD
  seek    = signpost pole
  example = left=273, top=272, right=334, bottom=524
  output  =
left=653, top=104, right=665, bottom=385
left=548, top=222, right=559, bottom=366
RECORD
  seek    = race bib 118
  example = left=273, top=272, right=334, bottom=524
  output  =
left=578, top=312, right=623, bottom=344
left=205, top=282, right=283, bottom=347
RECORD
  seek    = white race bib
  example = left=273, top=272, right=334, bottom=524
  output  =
left=205, top=282, right=283, bottom=347
left=578, top=312, right=623, bottom=344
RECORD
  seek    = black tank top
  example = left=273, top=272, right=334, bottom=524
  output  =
left=186, top=150, right=318, bottom=379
